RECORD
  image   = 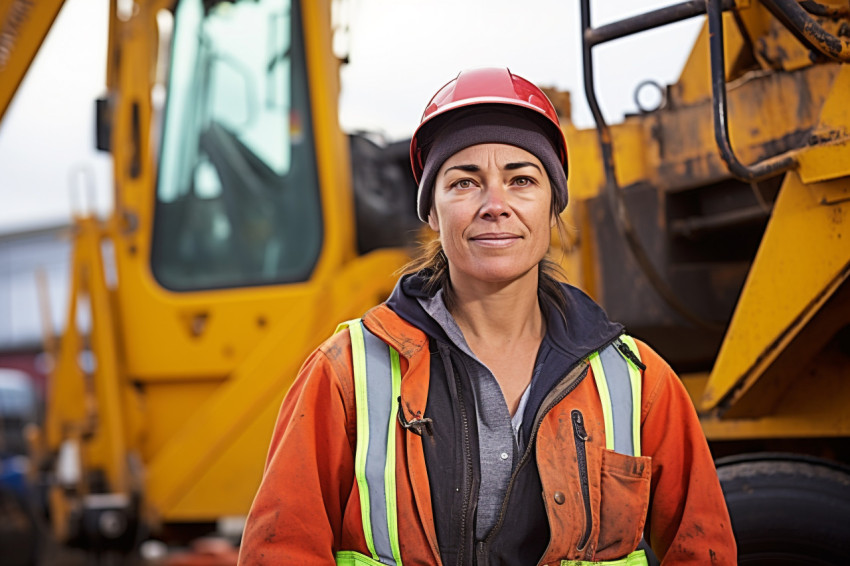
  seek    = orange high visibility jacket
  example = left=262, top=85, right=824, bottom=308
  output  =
left=238, top=303, right=736, bottom=565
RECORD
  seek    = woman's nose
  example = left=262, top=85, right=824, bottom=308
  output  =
left=479, top=184, right=511, bottom=219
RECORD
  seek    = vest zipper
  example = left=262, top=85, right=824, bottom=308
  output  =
left=571, top=409, right=592, bottom=551
left=477, top=360, right=591, bottom=555
left=453, top=363, right=474, bottom=566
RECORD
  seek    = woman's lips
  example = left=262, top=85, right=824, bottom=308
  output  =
left=469, top=233, right=522, bottom=247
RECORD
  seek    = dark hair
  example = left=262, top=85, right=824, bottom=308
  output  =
left=401, top=208, right=571, bottom=318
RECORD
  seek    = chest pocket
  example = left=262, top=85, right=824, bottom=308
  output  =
left=585, top=336, right=652, bottom=562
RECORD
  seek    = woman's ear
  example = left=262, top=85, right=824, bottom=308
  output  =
left=428, top=208, right=440, bottom=232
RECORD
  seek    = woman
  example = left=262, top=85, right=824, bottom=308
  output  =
left=238, top=68, right=736, bottom=565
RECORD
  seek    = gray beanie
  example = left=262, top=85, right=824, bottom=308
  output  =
left=416, top=109, right=568, bottom=222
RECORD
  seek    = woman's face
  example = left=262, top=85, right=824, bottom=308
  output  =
left=428, top=143, right=553, bottom=287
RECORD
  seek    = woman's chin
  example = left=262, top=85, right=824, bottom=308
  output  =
left=452, top=262, right=539, bottom=287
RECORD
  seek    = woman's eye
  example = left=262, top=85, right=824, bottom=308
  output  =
left=452, top=179, right=474, bottom=189
left=514, top=177, right=532, bottom=186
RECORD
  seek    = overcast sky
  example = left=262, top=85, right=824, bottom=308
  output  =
left=0, top=0, right=701, bottom=234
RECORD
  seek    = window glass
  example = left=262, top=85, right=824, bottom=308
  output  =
left=152, top=0, right=322, bottom=291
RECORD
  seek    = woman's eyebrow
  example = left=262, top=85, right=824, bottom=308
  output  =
left=505, top=161, right=542, bottom=171
left=443, top=164, right=480, bottom=175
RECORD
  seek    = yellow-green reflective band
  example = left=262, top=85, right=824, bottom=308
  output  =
left=589, top=336, right=644, bottom=457
left=336, top=550, right=387, bottom=566
left=337, top=319, right=403, bottom=566
left=619, top=335, right=643, bottom=457
left=560, top=549, right=649, bottom=566
left=341, top=320, right=379, bottom=561
left=385, top=347, right=403, bottom=565
left=588, top=350, right=616, bottom=451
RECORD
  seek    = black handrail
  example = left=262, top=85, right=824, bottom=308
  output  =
left=580, top=0, right=729, bottom=331
left=578, top=0, right=847, bottom=326
left=586, top=0, right=728, bottom=46
left=799, top=0, right=850, bottom=18
left=706, top=0, right=796, bottom=182
left=762, top=0, right=850, bottom=61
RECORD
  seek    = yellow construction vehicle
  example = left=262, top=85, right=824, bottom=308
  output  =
left=563, top=0, right=850, bottom=560
left=566, top=0, right=850, bottom=564
left=2, top=0, right=417, bottom=555
left=1, top=0, right=848, bottom=562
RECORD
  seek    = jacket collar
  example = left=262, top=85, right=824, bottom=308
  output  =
left=384, top=271, right=623, bottom=360
left=382, top=271, right=624, bottom=444
left=362, top=302, right=432, bottom=432
left=363, top=303, right=429, bottom=361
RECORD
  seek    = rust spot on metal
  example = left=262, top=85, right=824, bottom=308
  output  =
left=808, top=128, right=846, bottom=145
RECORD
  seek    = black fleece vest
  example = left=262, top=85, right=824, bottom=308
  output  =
left=421, top=337, right=554, bottom=566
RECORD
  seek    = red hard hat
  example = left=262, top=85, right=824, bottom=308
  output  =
left=409, top=67, right=568, bottom=185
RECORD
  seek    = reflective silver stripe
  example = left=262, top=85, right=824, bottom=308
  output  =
left=339, top=319, right=402, bottom=566
left=593, top=336, right=643, bottom=457
left=599, top=343, right=635, bottom=456
left=360, top=325, right=397, bottom=565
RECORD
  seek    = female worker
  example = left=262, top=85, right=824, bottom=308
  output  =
left=237, top=68, right=736, bottom=565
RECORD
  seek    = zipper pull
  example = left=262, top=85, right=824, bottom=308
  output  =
left=571, top=410, right=588, bottom=441
left=616, top=339, right=646, bottom=371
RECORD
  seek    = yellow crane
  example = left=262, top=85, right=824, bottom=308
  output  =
left=1, top=0, right=849, bottom=562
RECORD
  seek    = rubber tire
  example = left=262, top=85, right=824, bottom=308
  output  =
left=718, top=456, right=850, bottom=565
